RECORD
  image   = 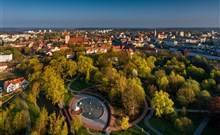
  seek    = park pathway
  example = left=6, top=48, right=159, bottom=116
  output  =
left=193, top=116, right=210, bottom=135
left=21, top=96, right=31, bottom=135
left=175, top=109, right=209, bottom=113
left=144, top=108, right=163, bottom=135
left=67, top=76, right=80, bottom=93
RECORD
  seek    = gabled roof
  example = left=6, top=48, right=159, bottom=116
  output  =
left=4, top=77, right=25, bottom=87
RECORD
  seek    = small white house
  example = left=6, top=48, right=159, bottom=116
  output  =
left=4, top=77, right=28, bottom=93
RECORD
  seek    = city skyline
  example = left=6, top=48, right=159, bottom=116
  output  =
left=0, top=0, right=220, bottom=28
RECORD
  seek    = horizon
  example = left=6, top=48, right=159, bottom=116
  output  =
left=1, top=0, right=220, bottom=28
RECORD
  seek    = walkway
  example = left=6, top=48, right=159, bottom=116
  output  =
left=21, top=95, right=31, bottom=135
left=175, top=109, right=209, bottom=113
left=144, top=108, right=163, bottom=135
left=67, top=76, right=80, bottom=93
left=193, top=116, right=210, bottom=135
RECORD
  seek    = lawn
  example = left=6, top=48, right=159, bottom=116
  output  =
left=64, top=91, right=73, bottom=105
left=201, top=117, right=219, bottom=135
left=137, top=120, right=156, bottom=135
left=149, top=112, right=207, bottom=135
left=111, top=126, right=145, bottom=135
left=149, top=116, right=181, bottom=135
left=70, top=78, right=95, bottom=91
left=77, top=127, right=90, bottom=135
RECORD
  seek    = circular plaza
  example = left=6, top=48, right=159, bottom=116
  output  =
left=69, top=93, right=109, bottom=130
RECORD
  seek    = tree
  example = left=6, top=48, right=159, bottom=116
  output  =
left=27, top=81, right=41, bottom=106
left=151, top=90, right=175, bottom=117
left=182, top=79, right=200, bottom=95
left=186, top=65, right=206, bottom=81
left=197, top=90, right=211, bottom=108
left=164, top=57, right=186, bottom=75
left=12, top=110, right=28, bottom=132
left=60, top=123, right=68, bottom=135
left=146, top=56, right=156, bottom=69
left=48, top=113, right=67, bottom=135
left=154, top=70, right=169, bottom=90
left=122, top=78, right=145, bottom=117
left=210, top=70, right=220, bottom=84
left=77, top=56, right=97, bottom=81
left=35, top=107, right=48, bottom=135
left=132, top=56, right=151, bottom=78
left=201, top=79, right=216, bottom=91
left=71, top=116, right=82, bottom=134
left=169, top=71, right=185, bottom=92
left=109, top=75, right=127, bottom=102
left=177, top=87, right=196, bottom=105
left=50, top=56, right=77, bottom=79
left=174, top=117, right=193, bottom=133
left=147, top=84, right=158, bottom=97
left=209, top=96, right=220, bottom=114
left=42, top=66, right=67, bottom=106
left=121, top=116, right=129, bottom=130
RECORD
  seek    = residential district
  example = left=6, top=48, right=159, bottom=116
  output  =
left=0, top=28, right=220, bottom=135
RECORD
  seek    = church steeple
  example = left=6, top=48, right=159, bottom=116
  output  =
left=154, top=29, right=157, bottom=37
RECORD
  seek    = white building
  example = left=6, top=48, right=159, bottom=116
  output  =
left=4, top=78, right=28, bottom=93
left=0, top=53, right=13, bottom=62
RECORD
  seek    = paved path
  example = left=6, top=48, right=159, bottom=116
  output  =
left=144, top=108, right=163, bottom=135
left=142, top=82, right=163, bottom=135
left=175, top=109, right=209, bottom=113
left=86, top=128, right=104, bottom=135
left=21, top=96, right=31, bottom=135
left=135, top=125, right=150, bottom=135
left=193, top=116, right=210, bottom=135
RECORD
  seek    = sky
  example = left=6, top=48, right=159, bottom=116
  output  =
left=0, top=0, right=219, bottom=28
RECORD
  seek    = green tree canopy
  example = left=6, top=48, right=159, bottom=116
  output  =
left=42, top=66, right=67, bottom=106
left=77, top=56, right=97, bottom=81
left=174, top=117, right=193, bottom=133
left=71, top=115, right=82, bottom=134
left=151, top=90, right=175, bottom=117
left=122, top=78, right=145, bottom=117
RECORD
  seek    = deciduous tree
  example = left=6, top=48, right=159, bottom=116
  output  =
left=151, top=90, right=175, bottom=117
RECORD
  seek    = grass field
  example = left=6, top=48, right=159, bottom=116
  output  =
left=111, top=126, right=145, bottom=135
left=137, top=120, right=156, bottom=135
left=149, top=112, right=207, bottom=135
left=70, top=78, right=95, bottom=91
left=64, top=91, right=73, bottom=105
left=201, top=117, right=219, bottom=135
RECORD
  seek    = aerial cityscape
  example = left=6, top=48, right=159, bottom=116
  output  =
left=0, top=0, right=220, bottom=135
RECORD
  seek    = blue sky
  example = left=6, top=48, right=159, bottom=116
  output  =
left=0, top=0, right=219, bottom=28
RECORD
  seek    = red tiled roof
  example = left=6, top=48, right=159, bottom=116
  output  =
left=60, top=45, right=69, bottom=51
left=4, top=77, right=25, bottom=87
left=69, top=37, right=89, bottom=44
left=0, top=63, right=7, bottom=66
